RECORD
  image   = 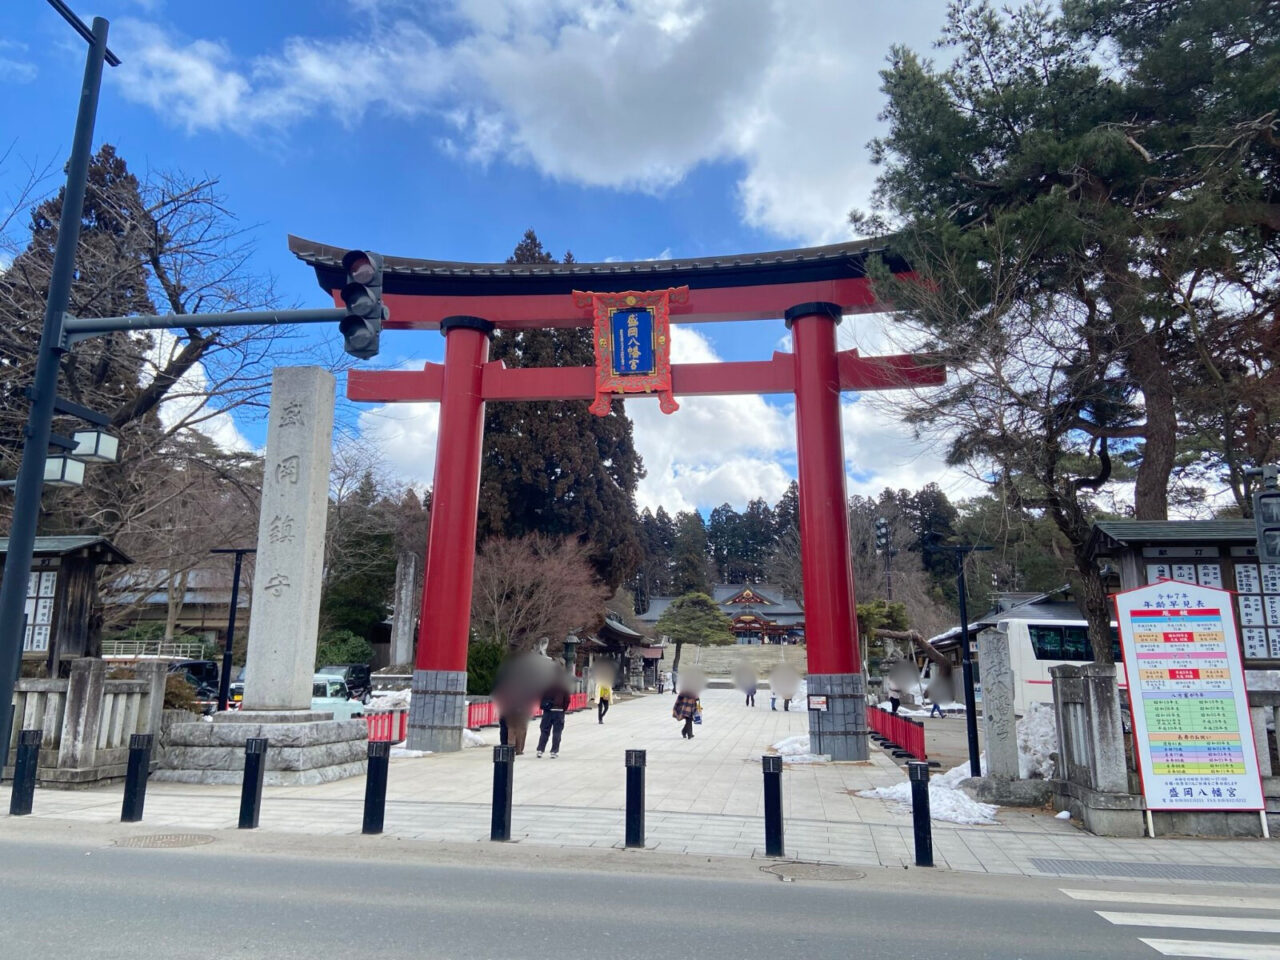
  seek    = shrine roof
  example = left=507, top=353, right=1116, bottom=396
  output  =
left=0, top=536, right=132, bottom=565
left=1087, top=520, right=1255, bottom=557
left=288, top=234, right=909, bottom=302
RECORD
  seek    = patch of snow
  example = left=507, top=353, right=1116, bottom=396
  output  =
left=769, top=733, right=830, bottom=764
left=772, top=734, right=812, bottom=756
left=1017, top=701, right=1057, bottom=780
left=933, top=756, right=987, bottom=789
left=390, top=747, right=431, bottom=758
left=858, top=780, right=999, bottom=826
left=1055, top=810, right=1071, bottom=820
left=462, top=729, right=487, bottom=748
left=368, top=689, right=411, bottom=709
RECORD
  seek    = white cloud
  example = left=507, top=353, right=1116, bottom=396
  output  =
left=628, top=326, right=792, bottom=512
left=142, top=331, right=255, bottom=453
left=356, top=398, right=442, bottom=489
left=114, top=1, right=949, bottom=242
left=0, top=41, right=37, bottom=84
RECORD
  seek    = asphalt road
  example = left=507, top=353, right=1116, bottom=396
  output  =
left=2, top=827, right=1277, bottom=959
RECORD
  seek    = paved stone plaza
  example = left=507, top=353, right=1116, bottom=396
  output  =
left=10, top=688, right=1280, bottom=880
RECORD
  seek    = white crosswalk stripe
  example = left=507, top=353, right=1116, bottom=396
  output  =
left=1062, top=887, right=1280, bottom=959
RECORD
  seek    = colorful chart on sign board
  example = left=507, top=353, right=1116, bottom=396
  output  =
left=1114, top=580, right=1264, bottom=811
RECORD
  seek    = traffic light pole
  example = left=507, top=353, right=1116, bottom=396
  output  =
left=0, top=14, right=111, bottom=775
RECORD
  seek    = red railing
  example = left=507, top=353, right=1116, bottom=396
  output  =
left=465, top=692, right=590, bottom=729
left=365, top=708, right=409, bottom=743
left=867, top=705, right=927, bottom=760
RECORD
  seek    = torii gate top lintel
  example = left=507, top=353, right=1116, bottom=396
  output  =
left=287, top=234, right=913, bottom=329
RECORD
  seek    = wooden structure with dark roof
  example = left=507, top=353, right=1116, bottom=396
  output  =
left=1087, top=519, right=1279, bottom=669
left=0, top=536, right=132, bottom=674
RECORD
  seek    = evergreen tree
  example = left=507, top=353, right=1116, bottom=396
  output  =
left=653, top=591, right=734, bottom=676
left=670, top=510, right=712, bottom=595
left=773, top=481, right=800, bottom=535
left=477, top=229, right=644, bottom=591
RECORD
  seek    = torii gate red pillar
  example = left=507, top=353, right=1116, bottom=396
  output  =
left=409, top=316, right=493, bottom=752
left=787, top=302, right=865, bottom=760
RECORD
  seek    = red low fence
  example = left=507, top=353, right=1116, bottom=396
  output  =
left=466, top=692, right=590, bottom=729
left=369, top=692, right=597, bottom=739
left=365, top=708, right=409, bottom=743
left=867, top=705, right=927, bottom=760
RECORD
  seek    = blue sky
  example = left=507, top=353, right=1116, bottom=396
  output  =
left=0, top=0, right=970, bottom=512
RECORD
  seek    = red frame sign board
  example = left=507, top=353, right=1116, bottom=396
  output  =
left=1114, top=579, right=1265, bottom=812
left=574, top=287, right=686, bottom=416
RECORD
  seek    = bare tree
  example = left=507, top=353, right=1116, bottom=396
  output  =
left=470, top=533, right=609, bottom=654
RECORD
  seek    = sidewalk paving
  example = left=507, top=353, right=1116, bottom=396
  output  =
left=6, top=687, right=1279, bottom=882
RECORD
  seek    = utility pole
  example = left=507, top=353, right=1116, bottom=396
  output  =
left=211, top=548, right=255, bottom=711
left=925, top=536, right=991, bottom=778
left=0, top=4, right=117, bottom=773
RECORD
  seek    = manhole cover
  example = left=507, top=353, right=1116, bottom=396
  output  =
left=114, top=834, right=215, bottom=849
left=762, top=862, right=866, bottom=882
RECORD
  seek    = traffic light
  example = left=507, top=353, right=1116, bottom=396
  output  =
left=339, top=249, right=386, bottom=360
left=1254, top=469, right=1280, bottom=562
left=875, top=516, right=891, bottom=553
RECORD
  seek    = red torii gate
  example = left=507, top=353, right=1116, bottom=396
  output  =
left=290, top=235, right=944, bottom=760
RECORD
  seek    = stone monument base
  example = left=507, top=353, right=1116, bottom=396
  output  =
left=964, top=775, right=1053, bottom=807
left=807, top=673, right=869, bottom=762
left=155, top=710, right=368, bottom=786
left=407, top=668, right=467, bottom=753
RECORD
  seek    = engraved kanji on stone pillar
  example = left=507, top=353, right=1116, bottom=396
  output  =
left=243, top=367, right=336, bottom=711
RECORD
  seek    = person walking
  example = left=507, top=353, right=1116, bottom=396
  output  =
left=597, top=678, right=612, bottom=724
left=929, top=701, right=945, bottom=719
left=673, top=689, right=698, bottom=739
left=745, top=684, right=756, bottom=707
left=536, top=682, right=571, bottom=757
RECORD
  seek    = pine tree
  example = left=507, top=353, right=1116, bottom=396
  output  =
left=477, top=229, right=644, bottom=591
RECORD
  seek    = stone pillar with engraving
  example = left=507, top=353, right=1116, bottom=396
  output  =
left=156, top=367, right=369, bottom=786
left=976, top=629, right=1019, bottom=779
left=243, top=367, right=335, bottom=711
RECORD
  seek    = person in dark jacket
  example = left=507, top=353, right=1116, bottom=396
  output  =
left=536, top=682, right=571, bottom=757
left=673, top=690, right=699, bottom=739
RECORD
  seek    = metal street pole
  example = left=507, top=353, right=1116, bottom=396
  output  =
left=0, top=12, right=113, bottom=774
left=211, top=548, right=254, bottom=711
left=955, top=547, right=983, bottom=778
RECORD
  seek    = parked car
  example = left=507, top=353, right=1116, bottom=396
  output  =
left=312, top=675, right=365, bottom=721
left=316, top=663, right=372, bottom=702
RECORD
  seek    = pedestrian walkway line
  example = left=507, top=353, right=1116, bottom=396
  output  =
left=1098, top=912, right=1280, bottom=934
left=1063, top=889, right=1280, bottom=912
left=1138, top=940, right=1280, bottom=959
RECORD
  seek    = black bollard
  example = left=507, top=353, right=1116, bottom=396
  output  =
left=120, top=733, right=154, bottom=823
left=363, top=740, right=391, bottom=835
left=490, top=744, right=515, bottom=841
left=908, top=761, right=933, bottom=867
left=762, top=754, right=785, bottom=857
left=238, top=737, right=269, bottom=829
left=9, top=729, right=42, bottom=816
left=625, top=749, right=646, bottom=848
